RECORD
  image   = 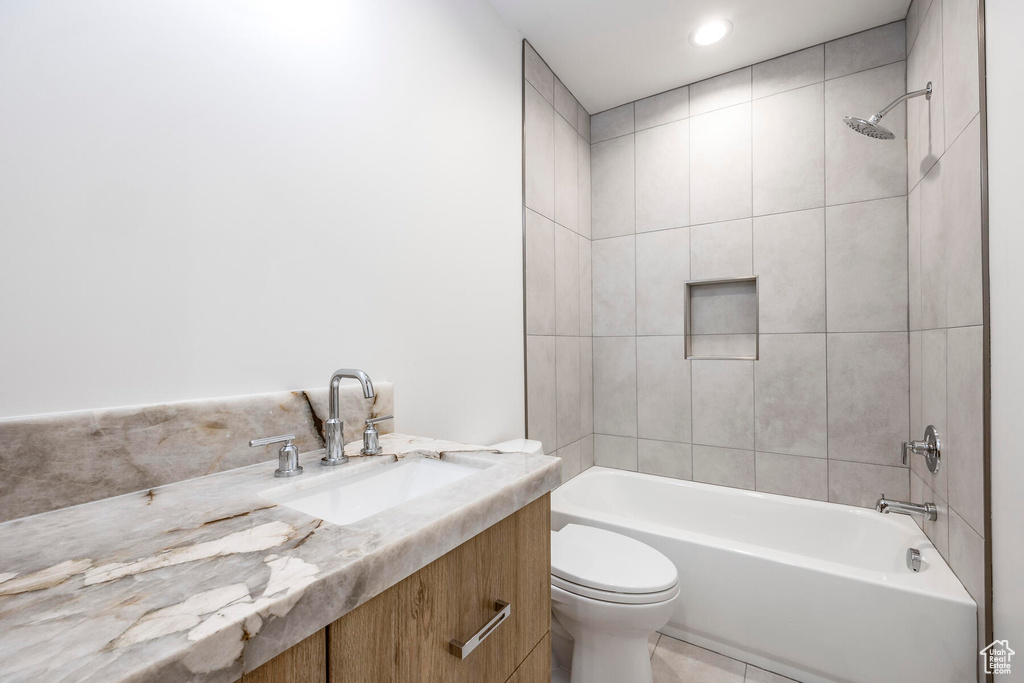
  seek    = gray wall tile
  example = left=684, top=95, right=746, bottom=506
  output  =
left=525, top=82, right=555, bottom=219
left=639, top=440, right=692, bottom=480
left=556, top=336, right=582, bottom=449
left=691, top=103, right=753, bottom=224
left=525, top=209, right=555, bottom=335
left=579, top=235, right=592, bottom=335
left=907, top=0, right=934, bottom=55
left=578, top=102, right=591, bottom=142
left=554, top=224, right=580, bottom=336
left=753, top=84, right=825, bottom=215
left=554, top=114, right=579, bottom=232
left=908, top=184, right=922, bottom=330
left=580, top=337, right=594, bottom=435
left=825, top=197, right=909, bottom=332
left=824, top=62, right=908, bottom=205
left=593, top=336, right=637, bottom=437
left=592, top=134, right=635, bottom=238
left=592, top=235, right=636, bottom=335
left=581, top=433, right=595, bottom=471
left=689, top=280, right=757, bottom=335
left=526, top=335, right=557, bottom=454
left=636, top=119, right=690, bottom=232
left=591, top=102, right=634, bottom=143
left=825, top=22, right=906, bottom=80
left=920, top=159, right=947, bottom=329
left=557, top=439, right=582, bottom=482
left=752, top=45, right=824, bottom=99
left=942, top=0, right=980, bottom=144
left=692, top=360, right=754, bottom=449
left=636, top=228, right=689, bottom=335
left=637, top=336, right=691, bottom=443
left=554, top=77, right=578, bottom=130
left=594, top=434, right=638, bottom=470
left=635, top=86, right=689, bottom=130
left=754, top=334, right=828, bottom=458
left=690, top=67, right=751, bottom=116
left=828, top=460, right=909, bottom=508
left=690, top=219, right=753, bottom=280
left=688, top=218, right=753, bottom=278
left=756, top=452, right=828, bottom=501
left=907, top=0, right=943, bottom=188
left=919, top=328, right=948, bottom=498
left=692, top=444, right=755, bottom=490
left=911, top=469, right=950, bottom=559
left=753, top=209, right=826, bottom=333
left=826, top=332, right=909, bottom=466
left=949, top=508, right=986, bottom=602
left=909, top=331, right=924, bottom=440
left=578, top=136, right=592, bottom=238
left=943, top=116, right=983, bottom=327
left=524, top=42, right=553, bottom=103
left=947, top=325, right=984, bottom=536
left=689, top=333, right=757, bottom=358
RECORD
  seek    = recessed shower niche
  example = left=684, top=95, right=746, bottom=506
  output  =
left=684, top=276, right=758, bottom=360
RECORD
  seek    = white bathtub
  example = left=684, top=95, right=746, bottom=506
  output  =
left=551, top=467, right=977, bottom=683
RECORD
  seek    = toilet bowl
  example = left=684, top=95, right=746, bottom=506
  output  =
left=549, top=524, right=679, bottom=683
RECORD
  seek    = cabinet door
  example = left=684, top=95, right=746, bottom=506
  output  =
left=400, top=494, right=550, bottom=683
left=506, top=633, right=551, bottom=683
left=242, top=628, right=325, bottom=683
left=400, top=514, right=516, bottom=683
left=328, top=582, right=400, bottom=683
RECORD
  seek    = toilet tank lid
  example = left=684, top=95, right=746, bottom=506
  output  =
left=551, top=524, right=678, bottom=594
left=489, top=438, right=544, bottom=454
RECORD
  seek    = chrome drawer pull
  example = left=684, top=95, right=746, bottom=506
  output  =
left=448, top=600, right=511, bottom=659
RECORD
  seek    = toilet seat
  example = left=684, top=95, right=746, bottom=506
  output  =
left=551, top=524, right=679, bottom=604
left=552, top=574, right=679, bottom=605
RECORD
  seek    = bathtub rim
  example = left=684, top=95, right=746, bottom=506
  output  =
left=552, top=466, right=976, bottom=607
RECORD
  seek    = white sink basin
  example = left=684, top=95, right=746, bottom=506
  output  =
left=262, top=457, right=485, bottom=526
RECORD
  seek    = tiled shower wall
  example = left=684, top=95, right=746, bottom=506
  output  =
left=589, top=23, right=915, bottom=508
left=904, top=0, right=987, bottom=661
left=523, top=42, right=594, bottom=481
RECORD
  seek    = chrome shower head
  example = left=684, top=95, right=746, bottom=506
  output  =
left=843, top=116, right=895, bottom=140
left=843, top=81, right=932, bottom=141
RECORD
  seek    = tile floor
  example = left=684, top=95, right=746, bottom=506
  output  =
left=551, top=632, right=798, bottom=683
left=648, top=633, right=797, bottom=682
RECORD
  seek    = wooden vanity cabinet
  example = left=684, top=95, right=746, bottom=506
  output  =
left=242, top=493, right=551, bottom=683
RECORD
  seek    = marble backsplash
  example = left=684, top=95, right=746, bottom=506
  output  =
left=0, top=382, right=394, bottom=522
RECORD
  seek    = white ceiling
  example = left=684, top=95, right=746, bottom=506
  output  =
left=488, top=0, right=911, bottom=113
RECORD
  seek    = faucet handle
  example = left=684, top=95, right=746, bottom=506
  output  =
left=249, top=434, right=302, bottom=478
left=249, top=434, right=296, bottom=448
left=361, top=415, right=393, bottom=456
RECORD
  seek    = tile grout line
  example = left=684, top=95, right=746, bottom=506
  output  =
left=592, top=57, right=908, bottom=146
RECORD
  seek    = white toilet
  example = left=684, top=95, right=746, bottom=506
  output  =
left=489, top=439, right=679, bottom=683
left=550, top=525, right=679, bottom=683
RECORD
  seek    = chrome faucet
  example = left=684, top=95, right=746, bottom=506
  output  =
left=322, top=368, right=375, bottom=466
left=875, top=493, right=937, bottom=521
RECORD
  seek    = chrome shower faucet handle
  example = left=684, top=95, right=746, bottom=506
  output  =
left=900, top=425, right=941, bottom=474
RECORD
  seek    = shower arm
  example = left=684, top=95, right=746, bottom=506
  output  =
left=870, top=82, right=933, bottom=123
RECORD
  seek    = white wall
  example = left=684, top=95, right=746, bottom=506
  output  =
left=0, top=0, right=525, bottom=445
left=987, top=0, right=1024, bottom=655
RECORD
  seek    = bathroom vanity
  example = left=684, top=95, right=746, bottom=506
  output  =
left=243, top=494, right=550, bottom=683
left=0, top=435, right=560, bottom=682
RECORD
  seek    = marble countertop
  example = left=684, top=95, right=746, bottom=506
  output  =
left=0, top=434, right=561, bottom=682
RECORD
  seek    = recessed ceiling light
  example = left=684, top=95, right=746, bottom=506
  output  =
left=690, top=20, right=733, bottom=47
